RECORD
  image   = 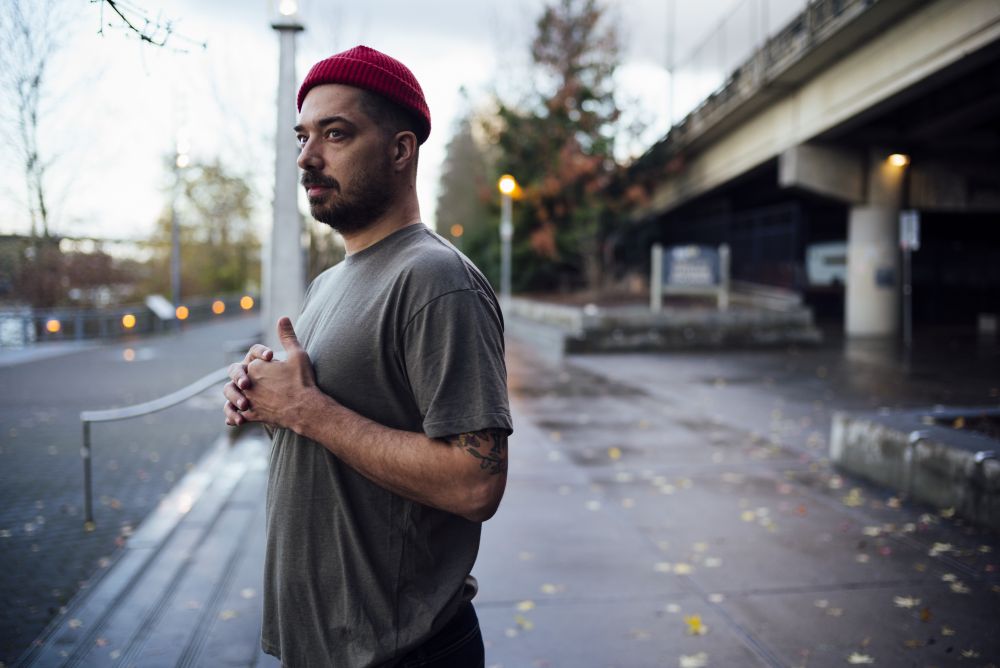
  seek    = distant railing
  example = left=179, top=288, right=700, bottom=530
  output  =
left=0, top=293, right=258, bottom=348
left=79, top=366, right=232, bottom=529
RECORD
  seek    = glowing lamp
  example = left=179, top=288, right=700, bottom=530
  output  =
left=175, top=305, right=190, bottom=321
left=121, top=314, right=136, bottom=329
left=888, top=153, right=910, bottom=168
left=45, top=319, right=61, bottom=333
left=212, top=300, right=226, bottom=315
left=240, top=295, right=255, bottom=310
left=498, top=175, right=517, bottom=195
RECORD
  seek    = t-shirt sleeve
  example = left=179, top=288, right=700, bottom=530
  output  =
left=401, top=288, right=512, bottom=439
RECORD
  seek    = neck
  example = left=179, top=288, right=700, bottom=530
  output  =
left=340, top=194, right=422, bottom=255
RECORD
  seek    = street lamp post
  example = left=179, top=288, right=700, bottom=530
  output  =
left=171, top=134, right=190, bottom=331
left=264, top=1, right=305, bottom=348
left=497, top=175, right=518, bottom=305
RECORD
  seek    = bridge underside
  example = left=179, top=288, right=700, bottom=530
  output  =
left=626, top=0, right=1000, bottom=338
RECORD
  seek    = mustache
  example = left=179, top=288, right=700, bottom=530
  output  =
left=301, top=173, right=339, bottom=190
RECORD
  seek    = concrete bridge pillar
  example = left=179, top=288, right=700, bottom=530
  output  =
left=846, top=151, right=906, bottom=338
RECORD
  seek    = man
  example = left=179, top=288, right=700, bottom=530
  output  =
left=222, top=45, right=511, bottom=667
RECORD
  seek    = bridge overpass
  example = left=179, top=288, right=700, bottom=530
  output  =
left=628, top=0, right=1000, bottom=337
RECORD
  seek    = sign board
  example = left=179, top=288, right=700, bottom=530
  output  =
left=662, top=245, right=722, bottom=287
left=900, top=210, right=920, bottom=251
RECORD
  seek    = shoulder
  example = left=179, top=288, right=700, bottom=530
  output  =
left=397, top=227, right=493, bottom=301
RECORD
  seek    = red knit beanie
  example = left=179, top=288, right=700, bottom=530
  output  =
left=297, top=45, right=431, bottom=144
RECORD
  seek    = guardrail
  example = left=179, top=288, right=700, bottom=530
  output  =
left=79, top=366, right=231, bottom=529
left=0, top=293, right=258, bottom=348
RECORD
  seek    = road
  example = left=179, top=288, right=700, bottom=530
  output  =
left=0, top=315, right=259, bottom=664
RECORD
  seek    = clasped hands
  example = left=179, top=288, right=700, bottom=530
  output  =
left=223, top=316, right=316, bottom=432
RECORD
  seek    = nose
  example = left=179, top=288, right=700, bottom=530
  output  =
left=296, top=136, right=323, bottom=171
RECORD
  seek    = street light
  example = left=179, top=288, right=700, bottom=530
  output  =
left=171, top=132, right=189, bottom=331
left=265, top=0, right=305, bottom=349
left=888, top=153, right=910, bottom=168
left=497, top=174, right=519, bottom=305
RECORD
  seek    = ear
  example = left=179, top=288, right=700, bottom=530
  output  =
left=391, top=131, right=418, bottom=172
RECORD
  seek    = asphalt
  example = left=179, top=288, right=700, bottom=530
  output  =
left=0, top=315, right=260, bottom=665
left=9, top=319, right=1000, bottom=667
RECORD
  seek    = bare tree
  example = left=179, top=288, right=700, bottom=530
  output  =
left=0, top=0, right=64, bottom=239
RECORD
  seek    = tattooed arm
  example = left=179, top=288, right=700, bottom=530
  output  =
left=274, top=385, right=508, bottom=521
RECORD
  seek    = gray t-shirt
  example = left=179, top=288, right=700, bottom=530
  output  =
left=261, top=223, right=512, bottom=667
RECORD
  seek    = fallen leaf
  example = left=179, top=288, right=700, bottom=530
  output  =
left=941, top=625, right=955, bottom=636
left=516, top=600, right=535, bottom=612
left=608, top=447, right=622, bottom=460
left=679, top=652, right=708, bottom=668
left=893, top=596, right=921, bottom=609
left=846, top=652, right=875, bottom=664
left=683, top=614, right=708, bottom=636
left=218, top=609, right=238, bottom=621
left=949, top=581, right=970, bottom=594
left=919, top=608, right=932, bottom=622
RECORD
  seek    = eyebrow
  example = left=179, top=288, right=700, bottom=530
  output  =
left=293, top=115, right=356, bottom=134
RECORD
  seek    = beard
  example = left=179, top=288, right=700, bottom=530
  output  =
left=302, top=158, right=394, bottom=236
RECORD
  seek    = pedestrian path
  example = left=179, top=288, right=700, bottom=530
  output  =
left=17, top=338, right=1000, bottom=667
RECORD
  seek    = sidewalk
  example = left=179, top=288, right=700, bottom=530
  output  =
left=18, top=332, right=1000, bottom=667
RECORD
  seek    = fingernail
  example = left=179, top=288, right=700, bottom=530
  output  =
left=239, top=400, right=248, bottom=410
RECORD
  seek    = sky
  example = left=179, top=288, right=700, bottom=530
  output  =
left=0, top=0, right=805, bottom=247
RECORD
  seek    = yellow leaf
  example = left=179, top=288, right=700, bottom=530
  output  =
left=516, top=600, right=535, bottom=612
left=846, top=652, right=875, bottom=664
left=683, top=614, right=708, bottom=636
left=608, top=447, right=622, bottom=460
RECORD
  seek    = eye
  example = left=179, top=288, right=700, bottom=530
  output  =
left=295, top=134, right=307, bottom=148
left=325, top=128, right=345, bottom=140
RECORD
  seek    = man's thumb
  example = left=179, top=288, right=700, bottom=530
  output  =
left=277, top=317, right=302, bottom=352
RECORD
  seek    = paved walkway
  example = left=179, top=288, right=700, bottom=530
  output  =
left=15, top=329, right=1000, bottom=667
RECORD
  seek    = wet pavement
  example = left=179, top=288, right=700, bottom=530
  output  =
left=479, top=327, right=1000, bottom=667
left=10, top=321, right=1000, bottom=666
left=0, top=316, right=259, bottom=665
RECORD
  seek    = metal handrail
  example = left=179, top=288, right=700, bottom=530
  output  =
left=80, top=366, right=230, bottom=529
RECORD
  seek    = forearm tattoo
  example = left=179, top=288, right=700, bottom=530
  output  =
left=447, top=430, right=508, bottom=476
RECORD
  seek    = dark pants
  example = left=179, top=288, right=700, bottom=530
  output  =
left=397, top=603, right=484, bottom=668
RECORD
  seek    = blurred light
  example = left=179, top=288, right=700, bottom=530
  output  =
left=177, top=493, right=193, bottom=514
left=175, top=305, right=190, bottom=320
left=176, top=153, right=190, bottom=168
left=450, top=224, right=464, bottom=238
left=888, top=153, right=910, bottom=168
left=278, top=0, right=298, bottom=16
left=121, top=313, right=136, bottom=329
left=212, top=300, right=226, bottom=315
left=45, top=319, right=61, bottom=333
left=498, top=174, right=517, bottom=195
left=123, top=348, right=136, bottom=362
left=240, top=295, right=255, bottom=310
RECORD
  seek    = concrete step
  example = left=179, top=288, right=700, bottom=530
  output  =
left=16, top=434, right=277, bottom=668
left=831, top=406, right=1000, bottom=530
